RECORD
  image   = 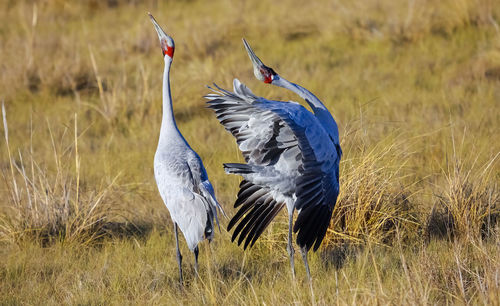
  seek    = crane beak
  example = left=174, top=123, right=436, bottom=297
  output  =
left=242, top=38, right=276, bottom=83
left=242, top=38, right=265, bottom=70
left=148, top=13, right=167, bottom=41
left=148, top=13, right=175, bottom=58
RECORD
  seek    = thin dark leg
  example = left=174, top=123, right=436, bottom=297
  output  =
left=194, top=245, right=199, bottom=276
left=300, top=246, right=311, bottom=281
left=174, top=223, right=183, bottom=285
left=287, top=209, right=295, bottom=279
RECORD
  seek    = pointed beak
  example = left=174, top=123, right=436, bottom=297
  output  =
left=148, top=13, right=168, bottom=42
left=242, top=38, right=265, bottom=69
left=242, top=38, right=275, bottom=83
left=148, top=13, right=174, bottom=58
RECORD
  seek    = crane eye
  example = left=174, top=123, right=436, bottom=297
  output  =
left=259, top=66, right=276, bottom=83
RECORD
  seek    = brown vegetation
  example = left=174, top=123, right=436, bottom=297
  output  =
left=0, top=0, right=499, bottom=304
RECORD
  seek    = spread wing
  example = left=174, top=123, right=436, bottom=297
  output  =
left=206, top=80, right=301, bottom=170
left=206, top=79, right=340, bottom=251
left=254, top=100, right=340, bottom=251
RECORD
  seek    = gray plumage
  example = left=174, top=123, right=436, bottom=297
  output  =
left=149, top=13, right=224, bottom=284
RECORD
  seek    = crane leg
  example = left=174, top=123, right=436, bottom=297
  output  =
left=287, top=209, right=295, bottom=279
left=300, top=246, right=311, bottom=281
left=193, top=245, right=199, bottom=276
left=174, top=223, right=183, bottom=285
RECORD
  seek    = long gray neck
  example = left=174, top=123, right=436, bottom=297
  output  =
left=272, top=75, right=340, bottom=145
left=272, top=75, right=327, bottom=112
left=158, top=57, right=185, bottom=145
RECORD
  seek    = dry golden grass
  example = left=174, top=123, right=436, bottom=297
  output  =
left=1, top=0, right=499, bottom=304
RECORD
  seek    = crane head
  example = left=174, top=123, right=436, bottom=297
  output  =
left=242, top=38, right=276, bottom=84
left=148, top=13, right=175, bottom=59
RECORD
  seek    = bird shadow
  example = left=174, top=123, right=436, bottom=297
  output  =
left=31, top=220, right=155, bottom=248
left=97, top=221, right=154, bottom=240
left=320, top=243, right=362, bottom=270
left=214, top=257, right=257, bottom=282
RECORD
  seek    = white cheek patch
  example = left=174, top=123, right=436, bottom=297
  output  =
left=254, top=67, right=265, bottom=81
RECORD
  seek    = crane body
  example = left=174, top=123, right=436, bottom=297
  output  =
left=149, top=13, right=223, bottom=284
left=206, top=40, right=341, bottom=279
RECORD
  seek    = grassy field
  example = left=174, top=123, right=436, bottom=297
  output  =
left=1, top=0, right=499, bottom=304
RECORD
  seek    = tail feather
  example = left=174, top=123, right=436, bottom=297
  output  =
left=224, top=163, right=254, bottom=174
left=200, top=180, right=227, bottom=236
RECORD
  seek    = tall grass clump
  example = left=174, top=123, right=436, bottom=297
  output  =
left=325, top=130, right=419, bottom=246
left=430, top=134, right=499, bottom=241
left=0, top=103, right=126, bottom=245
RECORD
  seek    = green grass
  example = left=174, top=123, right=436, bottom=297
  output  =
left=1, top=0, right=499, bottom=304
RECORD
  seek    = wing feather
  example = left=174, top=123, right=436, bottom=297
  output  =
left=253, top=101, right=340, bottom=251
left=206, top=79, right=340, bottom=251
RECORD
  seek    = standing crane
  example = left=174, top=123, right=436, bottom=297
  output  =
left=206, top=39, right=341, bottom=280
left=149, top=13, right=224, bottom=284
